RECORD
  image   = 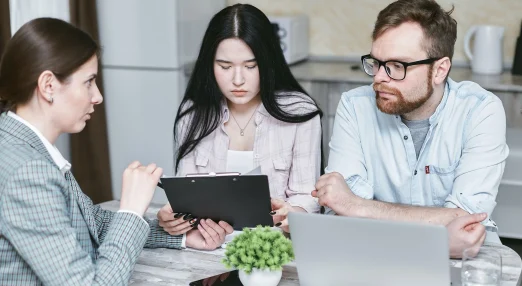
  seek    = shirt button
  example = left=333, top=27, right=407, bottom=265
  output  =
left=414, top=170, right=418, bottom=175
left=404, top=135, right=408, bottom=140
left=254, top=154, right=260, bottom=159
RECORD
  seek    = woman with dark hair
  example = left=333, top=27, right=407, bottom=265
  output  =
left=157, top=4, right=323, bottom=239
left=0, top=18, right=230, bottom=285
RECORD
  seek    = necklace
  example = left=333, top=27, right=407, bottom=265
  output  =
left=230, top=104, right=260, bottom=136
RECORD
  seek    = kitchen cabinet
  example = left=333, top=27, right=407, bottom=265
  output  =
left=495, top=91, right=522, bottom=129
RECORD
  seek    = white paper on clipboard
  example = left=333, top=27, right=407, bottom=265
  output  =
left=243, top=166, right=262, bottom=175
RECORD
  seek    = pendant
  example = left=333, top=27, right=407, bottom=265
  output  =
left=240, top=130, right=245, bottom=136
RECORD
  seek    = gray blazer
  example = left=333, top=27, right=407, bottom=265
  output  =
left=0, top=114, right=182, bottom=285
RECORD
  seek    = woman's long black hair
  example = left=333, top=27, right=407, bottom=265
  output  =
left=174, top=4, right=323, bottom=172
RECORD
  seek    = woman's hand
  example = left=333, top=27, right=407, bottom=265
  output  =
left=185, top=219, right=234, bottom=250
left=270, top=198, right=306, bottom=233
left=157, top=203, right=197, bottom=235
left=120, top=161, right=162, bottom=216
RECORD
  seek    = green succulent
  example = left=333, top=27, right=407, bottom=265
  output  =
left=222, top=226, right=294, bottom=274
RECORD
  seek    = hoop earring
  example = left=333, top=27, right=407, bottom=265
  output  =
left=49, top=97, right=54, bottom=104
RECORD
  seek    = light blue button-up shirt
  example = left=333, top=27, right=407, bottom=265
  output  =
left=326, top=78, right=509, bottom=233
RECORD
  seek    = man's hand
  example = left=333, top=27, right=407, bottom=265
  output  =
left=447, top=213, right=487, bottom=258
left=185, top=219, right=233, bottom=250
left=312, top=172, right=364, bottom=217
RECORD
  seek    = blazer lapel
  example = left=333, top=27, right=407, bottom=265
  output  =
left=65, top=171, right=100, bottom=244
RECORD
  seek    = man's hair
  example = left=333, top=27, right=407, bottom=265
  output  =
left=372, top=0, right=457, bottom=61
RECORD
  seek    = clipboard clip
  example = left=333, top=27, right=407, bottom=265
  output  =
left=186, top=172, right=241, bottom=177
left=156, top=172, right=242, bottom=189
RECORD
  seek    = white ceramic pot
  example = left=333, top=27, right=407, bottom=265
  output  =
left=238, top=268, right=282, bottom=286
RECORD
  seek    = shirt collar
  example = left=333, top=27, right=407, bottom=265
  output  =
left=428, top=78, right=452, bottom=126
left=221, top=100, right=268, bottom=126
left=7, top=111, right=71, bottom=174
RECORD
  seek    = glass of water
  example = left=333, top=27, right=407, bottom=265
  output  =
left=461, top=245, right=502, bottom=286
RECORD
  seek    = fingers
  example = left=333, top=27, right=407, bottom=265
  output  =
left=144, top=163, right=163, bottom=182
left=270, top=200, right=290, bottom=217
left=455, top=213, right=488, bottom=225
left=271, top=198, right=286, bottom=209
left=218, top=221, right=234, bottom=234
left=158, top=208, right=198, bottom=235
left=159, top=216, right=191, bottom=228
left=127, top=161, right=141, bottom=169
left=275, top=217, right=288, bottom=228
left=315, top=172, right=342, bottom=190
left=465, top=223, right=486, bottom=248
left=157, top=204, right=174, bottom=222
left=204, top=219, right=226, bottom=241
left=314, top=175, right=331, bottom=191
left=145, top=163, right=157, bottom=174
left=220, top=272, right=230, bottom=282
left=463, top=222, right=481, bottom=232
left=468, top=222, right=486, bottom=237
left=162, top=220, right=195, bottom=235
left=152, top=167, right=163, bottom=180
left=316, top=190, right=330, bottom=207
left=206, top=275, right=218, bottom=286
left=312, top=187, right=328, bottom=201
left=454, top=213, right=487, bottom=228
left=199, top=220, right=218, bottom=241
left=465, top=229, right=487, bottom=258
left=198, top=222, right=217, bottom=247
left=312, top=185, right=330, bottom=206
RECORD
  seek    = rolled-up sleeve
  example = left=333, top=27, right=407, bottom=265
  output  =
left=326, top=91, right=374, bottom=200
left=444, top=97, right=509, bottom=230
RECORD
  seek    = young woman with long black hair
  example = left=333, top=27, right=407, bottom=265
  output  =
left=157, top=4, right=323, bottom=243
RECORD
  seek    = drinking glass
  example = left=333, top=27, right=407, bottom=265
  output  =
left=461, top=245, right=502, bottom=286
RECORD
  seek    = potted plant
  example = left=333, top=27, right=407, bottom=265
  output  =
left=222, top=226, right=294, bottom=286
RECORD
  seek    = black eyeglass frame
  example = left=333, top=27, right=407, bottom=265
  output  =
left=360, top=54, right=441, bottom=80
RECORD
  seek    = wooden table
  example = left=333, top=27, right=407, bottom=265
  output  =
left=99, top=200, right=522, bottom=285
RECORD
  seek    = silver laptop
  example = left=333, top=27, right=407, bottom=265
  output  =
left=288, top=212, right=451, bottom=286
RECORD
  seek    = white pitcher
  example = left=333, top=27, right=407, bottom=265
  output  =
left=464, top=25, right=505, bottom=75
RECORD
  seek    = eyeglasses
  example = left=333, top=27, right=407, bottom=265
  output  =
left=361, top=54, right=441, bottom=80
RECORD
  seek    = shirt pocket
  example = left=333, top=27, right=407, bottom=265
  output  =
left=270, top=157, right=292, bottom=197
left=195, top=152, right=209, bottom=171
left=273, top=157, right=291, bottom=171
left=428, top=161, right=458, bottom=205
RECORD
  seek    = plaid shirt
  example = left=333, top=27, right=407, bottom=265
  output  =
left=0, top=114, right=182, bottom=285
left=178, top=93, right=322, bottom=213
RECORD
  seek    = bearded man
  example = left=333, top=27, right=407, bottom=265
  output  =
left=312, top=0, right=509, bottom=257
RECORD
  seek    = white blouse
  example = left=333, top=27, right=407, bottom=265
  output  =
left=226, top=150, right=254, bottom=173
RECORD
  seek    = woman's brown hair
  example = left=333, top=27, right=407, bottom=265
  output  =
left=0, top=17, right=99, bottom=113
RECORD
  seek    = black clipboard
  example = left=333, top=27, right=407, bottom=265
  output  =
left=160, top=173, right=273, bottom=230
